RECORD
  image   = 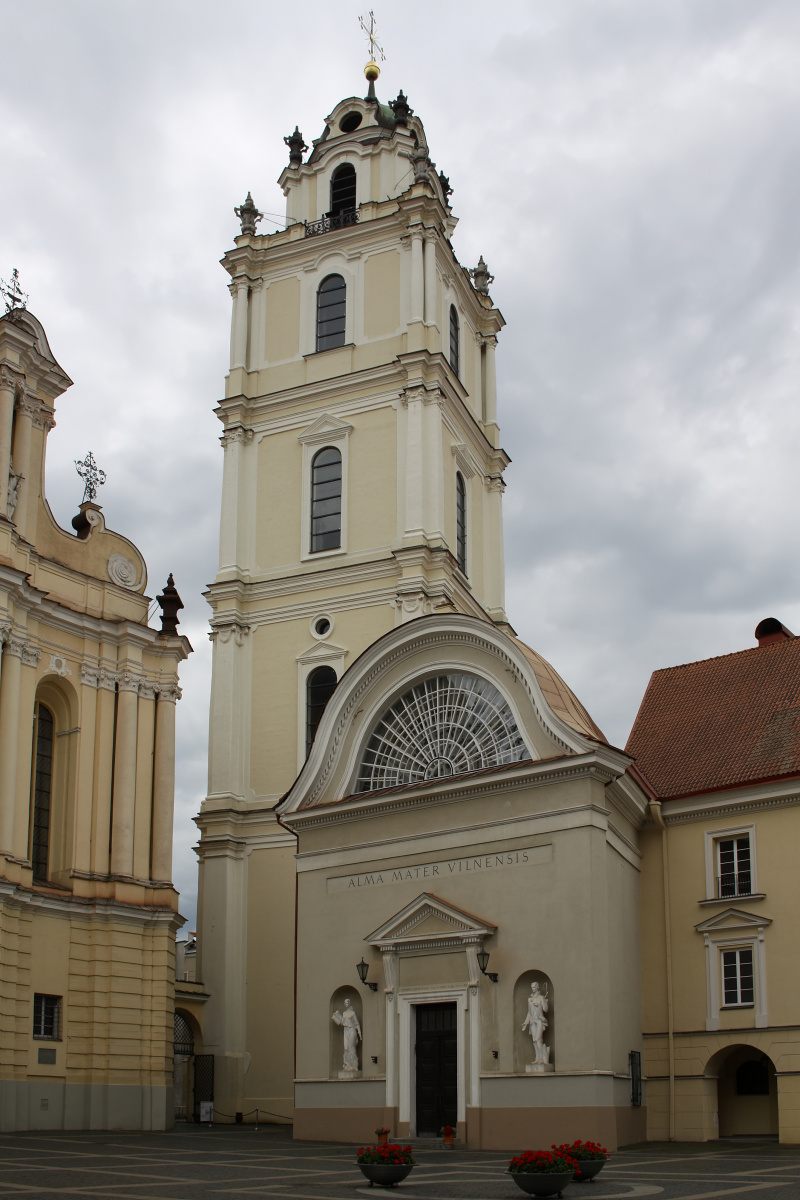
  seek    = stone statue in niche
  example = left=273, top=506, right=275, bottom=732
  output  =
left=523, top=981, right=554, bottom=1073
left=332, top=998, right=362, bottom=1078
left=6, top=460, right=21, bottom=520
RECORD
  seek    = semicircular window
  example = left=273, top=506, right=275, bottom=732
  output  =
left=356, top=673, right=528, bottom=794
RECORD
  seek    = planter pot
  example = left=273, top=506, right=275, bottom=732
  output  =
left=377, top=1134, right=388, bottom=1145
left=358, top=1163, right=414, bottom=1188
left=573, top=1160, right=605, bottom=1183
left=510, top=1172, right=573, bottom=1198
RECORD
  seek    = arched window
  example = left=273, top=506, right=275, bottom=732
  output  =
left=316, top=275, right=346, bottom=352
left=31, top=703, right=54, bottom=882
left=456, top=472, right=467, bottom=574
left=306, top=666, right=338, bottom=755
left=356, top=673, right=527, bottom=793
left=449, top=305, right=460, bottom=377
left=330, top=164, right=357, bottom=217
left=310, top=446, right=342, bottom=552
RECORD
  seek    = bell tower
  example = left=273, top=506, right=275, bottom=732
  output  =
left=195, top=64, right=510, bottom=1123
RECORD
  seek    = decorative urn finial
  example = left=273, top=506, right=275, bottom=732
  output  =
left=156, top=573, right=184, bottom=636
left=438, top=171, right=453, bottom=200
left=470, top=256, right=494, bottom=297
left=283, top=127, right=308, bottom=168
left=389, top=90, right=413, bottom=125
left=234, top=192, right=263, bottom=236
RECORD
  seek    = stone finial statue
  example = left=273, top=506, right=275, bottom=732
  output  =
left=470, top=256, right=494, bottom=296
left=438, top=171, right=453, bottom=200
left=332, top=998, right=362, bottom=1076
left=234, top=193, right=263, bottom=237
left=389, top=90, right=413, bottom=126
left=522, top=980, right=551, bottom=1069
left=6, top=459, right=21, bottom=520
left=411, top=144, right=432, bottom=184
left=157, top=573, right=184, bottom=636
left=284, top=126, right=308, bottom=168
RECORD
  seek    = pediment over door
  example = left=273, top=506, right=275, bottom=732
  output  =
left=366, top=892, right=496, bottom=953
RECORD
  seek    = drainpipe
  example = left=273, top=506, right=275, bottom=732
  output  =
left=650, top=799, right=675, bottom=1141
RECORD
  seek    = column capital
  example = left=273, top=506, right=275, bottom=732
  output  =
left=0, top=364, right=25, bottom=393
left=209, top=620, right=250, bottom=647
left=139, top=680, right=158, bottom=701
left=157, top=684, right=182, bottom=704
left=485, top=474, right=506, bottom=494
left=80, top=664, right=100, bottom=688
left=5, top=635, right=41, bottom=666
left=97, top=668, right=120, bottom=692
left=117, top=670, right=143, bottom=694
left=220, top=425, right=254, bottom=449
left=0, top=621, right=11, bottom=645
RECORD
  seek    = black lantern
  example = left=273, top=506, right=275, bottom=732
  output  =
left=357, top=958, right=378, bottom=991
left=476, top=947, right=498, bottom=983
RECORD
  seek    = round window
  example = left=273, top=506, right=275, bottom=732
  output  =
left=311, top=615, right=333, bottom=639
left=339, top=111, right=363, bottom=133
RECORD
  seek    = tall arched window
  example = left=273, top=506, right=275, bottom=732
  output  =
left=330, top=164, right=357, bottom=216
left=311, top=446, right=342, bottom=552
left=317, top=274, right=346, bottom=352
left=306, top=666, right=338, bottom=755
left=31, top=702, right=54, bottom=882
left=449, top=305, right=460, bottom=377
left=456, top=472, right=467, bottom=574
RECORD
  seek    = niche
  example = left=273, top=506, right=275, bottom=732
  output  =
left=514, top=970, right=555, bottom=1073
left=329, top=985, right=363, bottom=1078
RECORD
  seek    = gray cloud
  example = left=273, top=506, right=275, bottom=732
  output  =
left=3, top=0, right=799, bottom=924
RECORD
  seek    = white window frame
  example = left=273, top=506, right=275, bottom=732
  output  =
left=296, top=640, right=347, bottom=773
left=298, top=414, right=353, bottom=562
left=302, top=259, right=359, bottom=356
left=704, top=824, right=757, bottom=900
left=395, top=985, right=475, bottom=1134
left=721, top=946, right=755, bottom=1009
left=700, top=926, right=769, bottom=1031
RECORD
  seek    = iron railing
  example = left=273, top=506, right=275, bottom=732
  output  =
left=305, top=209, right=359, bottom=237
left=717, top=872, right=752, bottom=898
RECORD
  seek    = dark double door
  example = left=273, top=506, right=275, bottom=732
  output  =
left=415, top=1003, right=457, bottom=1135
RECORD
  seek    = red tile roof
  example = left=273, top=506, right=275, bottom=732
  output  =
left=625, top=635, right=800, bottom=800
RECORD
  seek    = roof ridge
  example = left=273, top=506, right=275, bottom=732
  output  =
left=650, top=636, right=797, bottom=676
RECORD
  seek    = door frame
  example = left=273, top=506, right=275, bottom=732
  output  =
left=396, top=986, right=475, bottom=1133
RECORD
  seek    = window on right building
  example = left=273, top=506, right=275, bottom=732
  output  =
left=717, top=834, right=752, bottom=898
left=722, top=947, right=755, bottom=1007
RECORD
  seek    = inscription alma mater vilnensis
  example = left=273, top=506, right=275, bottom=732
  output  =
left=327, top=844, right=552, bottom=893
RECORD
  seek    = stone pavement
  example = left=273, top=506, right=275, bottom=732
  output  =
left=0, top=1126, right=798, bottom=1200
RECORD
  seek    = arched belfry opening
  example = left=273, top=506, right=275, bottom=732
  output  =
left=329, top=163, right=356, bottom=218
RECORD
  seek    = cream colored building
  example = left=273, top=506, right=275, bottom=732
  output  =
left=193, top=70, right=649, bottom=1148
left=0, top=302, right=190, bottom=1130
left=629, top=617, right=800, bottom=1144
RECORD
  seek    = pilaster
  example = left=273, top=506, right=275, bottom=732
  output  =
left=110, top=671, right=140, bottom=876
left=151, top=685, right=179, bottom=883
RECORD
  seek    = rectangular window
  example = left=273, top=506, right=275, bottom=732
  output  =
left=629, top=1050, right=642, bottom=1107
left=33, top=994, right=61, bottom=1040
left=722, top=948, right=754, bottom=1007
left=717, top=835, right=751, bottom=898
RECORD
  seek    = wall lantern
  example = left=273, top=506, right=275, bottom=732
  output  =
left=476, top=947, right=498, bottom=983
left=357, top=958, right=378, bottom=991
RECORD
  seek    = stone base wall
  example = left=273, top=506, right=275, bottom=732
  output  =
left=0, top=1081, right=173, bottom=1132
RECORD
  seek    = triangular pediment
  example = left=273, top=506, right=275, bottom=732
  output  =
left=297, top=412, right=353, bottom=446
left=366, top=892, right=496, bottom=948
left=695, top=907, right=773, bottom=934
left=296, top=641, right=348, bottom=665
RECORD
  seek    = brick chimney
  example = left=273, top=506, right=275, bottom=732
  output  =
left=754, top=617, right=794, bottom=647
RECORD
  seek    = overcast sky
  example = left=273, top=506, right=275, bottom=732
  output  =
left=3, top=1, right=799, bottom=928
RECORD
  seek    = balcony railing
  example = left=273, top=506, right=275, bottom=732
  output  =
left=305, top=208, right=359, bottom=237
left=717, top=872, right=752, bottom=898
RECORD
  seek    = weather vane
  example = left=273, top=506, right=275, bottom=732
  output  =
left=1, top=268, right=28, bottom=314
left=75, top=451, right=107, bottom=503
left=359, top=10, right=385, bottom=64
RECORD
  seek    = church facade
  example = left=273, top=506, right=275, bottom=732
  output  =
left=192, top=68, right=649, bottom=1149
left=0, top=303, right=190, bottom=1131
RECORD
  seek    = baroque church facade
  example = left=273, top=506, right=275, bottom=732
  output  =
left=0, top=302, right=191, bottom=1130
left=186, top=69, right=650, bottom=1150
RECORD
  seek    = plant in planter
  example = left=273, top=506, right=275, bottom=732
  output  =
left=440, top=1124, right=455, bottom=1147
left=507, top=1149, right=577, bottom=1197
left=374, top=1126, right=390, bottom=1146
left=552, top=1140, right=608, bottom=1182
left=357, top=1143, right=416, bottom=1188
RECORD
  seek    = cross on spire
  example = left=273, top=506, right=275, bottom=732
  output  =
left=75, top=451, right=107, bottom=503
left=359, top=10, right=385, bottom=63
left=1, top=268, right=27, bottom=314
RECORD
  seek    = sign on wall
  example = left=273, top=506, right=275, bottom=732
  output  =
left=327, top=844, right=552, bottom=893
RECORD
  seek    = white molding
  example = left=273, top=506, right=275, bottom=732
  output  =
left=296, top=641, right=347, bottom=773
left=396, top=986, right=470, bottom=1131
left=366, top=892, right=496, bottom=948
left=703, top=823, right=757, bottom=901
left=299, top=412, right=351, bottom=563
left=696, top=908, right=772, bottom=1031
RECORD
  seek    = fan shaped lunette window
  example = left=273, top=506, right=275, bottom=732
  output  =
left=356, top=672, right=527, bottom=794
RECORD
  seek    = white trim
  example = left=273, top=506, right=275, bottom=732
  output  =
left=396, top=986, right=470, bottom=1131
left=299, top=414, right=352, bottom=562
left=704, top=823, right=757, bottom=900
left=302, top=256, right=359, bottom=357
left=698, top=910, right=770, bottom=1031
left=296, top=642, right=347, bottom=773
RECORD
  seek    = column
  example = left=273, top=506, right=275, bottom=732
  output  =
left=422, top=391, right=445, bottom=543
left=423, top=232, right=437, bottom=327
left=0, top=636, right=23, bottom=854
left=110, top=672, right=140, bottom=876
left=150, top=685, right=178, bottom=882
left=13, top=642, right=40, bottom=861
left=133, top=682, right=156, bottom=880
left=483, top=337, right=499, bottom=446
left=0, top=364, right=21, bottom=514
left=232, top=280, right=249, bottom=370
left=483, top=476, right=507, bottom=622
left=10, top=390, right=35, bottom=536
left=217, top=427, right=253, bottom=574
left=401, top=388, right=425, bottom=539
left=72, top=665, right=99, bottom=875
left=207, top=622, right=250, bottom=803
left=410, top=230, right=424, bottom=324
left=90, top=670, right=117, bottom=875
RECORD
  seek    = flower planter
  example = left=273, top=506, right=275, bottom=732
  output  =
left=573, top=1160, right=605, bottom=1183
left=377, top=1133, right=388, bottom=1146
left=510, top=1172, right=573, bottom=1198
left=358, top=1163, right=414, bottom=1188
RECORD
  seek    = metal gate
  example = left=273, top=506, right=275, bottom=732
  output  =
left=193, top=1053, right=214, bottom=1121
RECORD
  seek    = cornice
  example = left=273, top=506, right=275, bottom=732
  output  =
left=663, top=782, right=800, bottom=826
left=204, top=555, right=398, bottom=606
left=0, top=876, right=183, bottom=929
